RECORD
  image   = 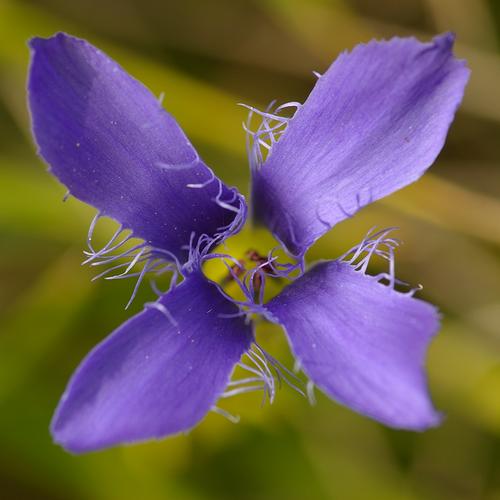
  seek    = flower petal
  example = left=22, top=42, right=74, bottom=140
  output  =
left=28, top=33, right=246, bottom=262
left=51, top=272, right=252, bottom=453
left=264, top=261, right=441, bottom=430
left=252, top=34, right=469, bottom=256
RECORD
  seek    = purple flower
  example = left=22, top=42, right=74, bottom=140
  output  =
left=28, top=32, right=469, bottom=453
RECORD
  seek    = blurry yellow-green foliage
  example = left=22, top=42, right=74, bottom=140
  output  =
left=1, top=0, right=500, bottom=498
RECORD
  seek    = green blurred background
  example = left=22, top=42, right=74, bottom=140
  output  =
left=1, top=0, right=500, bottom=498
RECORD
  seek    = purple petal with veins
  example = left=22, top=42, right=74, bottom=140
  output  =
left=28, top=33, right=246, bottom=263
left=264, top=260, right=441, bottom=430
left=51, top=271, right=253, bottom=453
left=251, top=33, right=469, bottom=256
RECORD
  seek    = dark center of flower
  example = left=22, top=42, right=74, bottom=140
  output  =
left=220, top=248, right=278, bottom=294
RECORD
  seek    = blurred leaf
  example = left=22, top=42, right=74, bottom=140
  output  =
left=0, top=158, right=90, bottom=241
left=384, top=173, right=500, bottom=247
left=423, top=0, right=498, bottom=49
left=470, top=364, right=500, bottom=434
left=0, top=251, right=94, bottom=399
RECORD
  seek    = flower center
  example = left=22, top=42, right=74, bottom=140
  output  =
left=201, top=239, right=301, bottom=308
left=221, top=248, right=273, bottom=279
left=220, top=248, right=280, bottom=296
